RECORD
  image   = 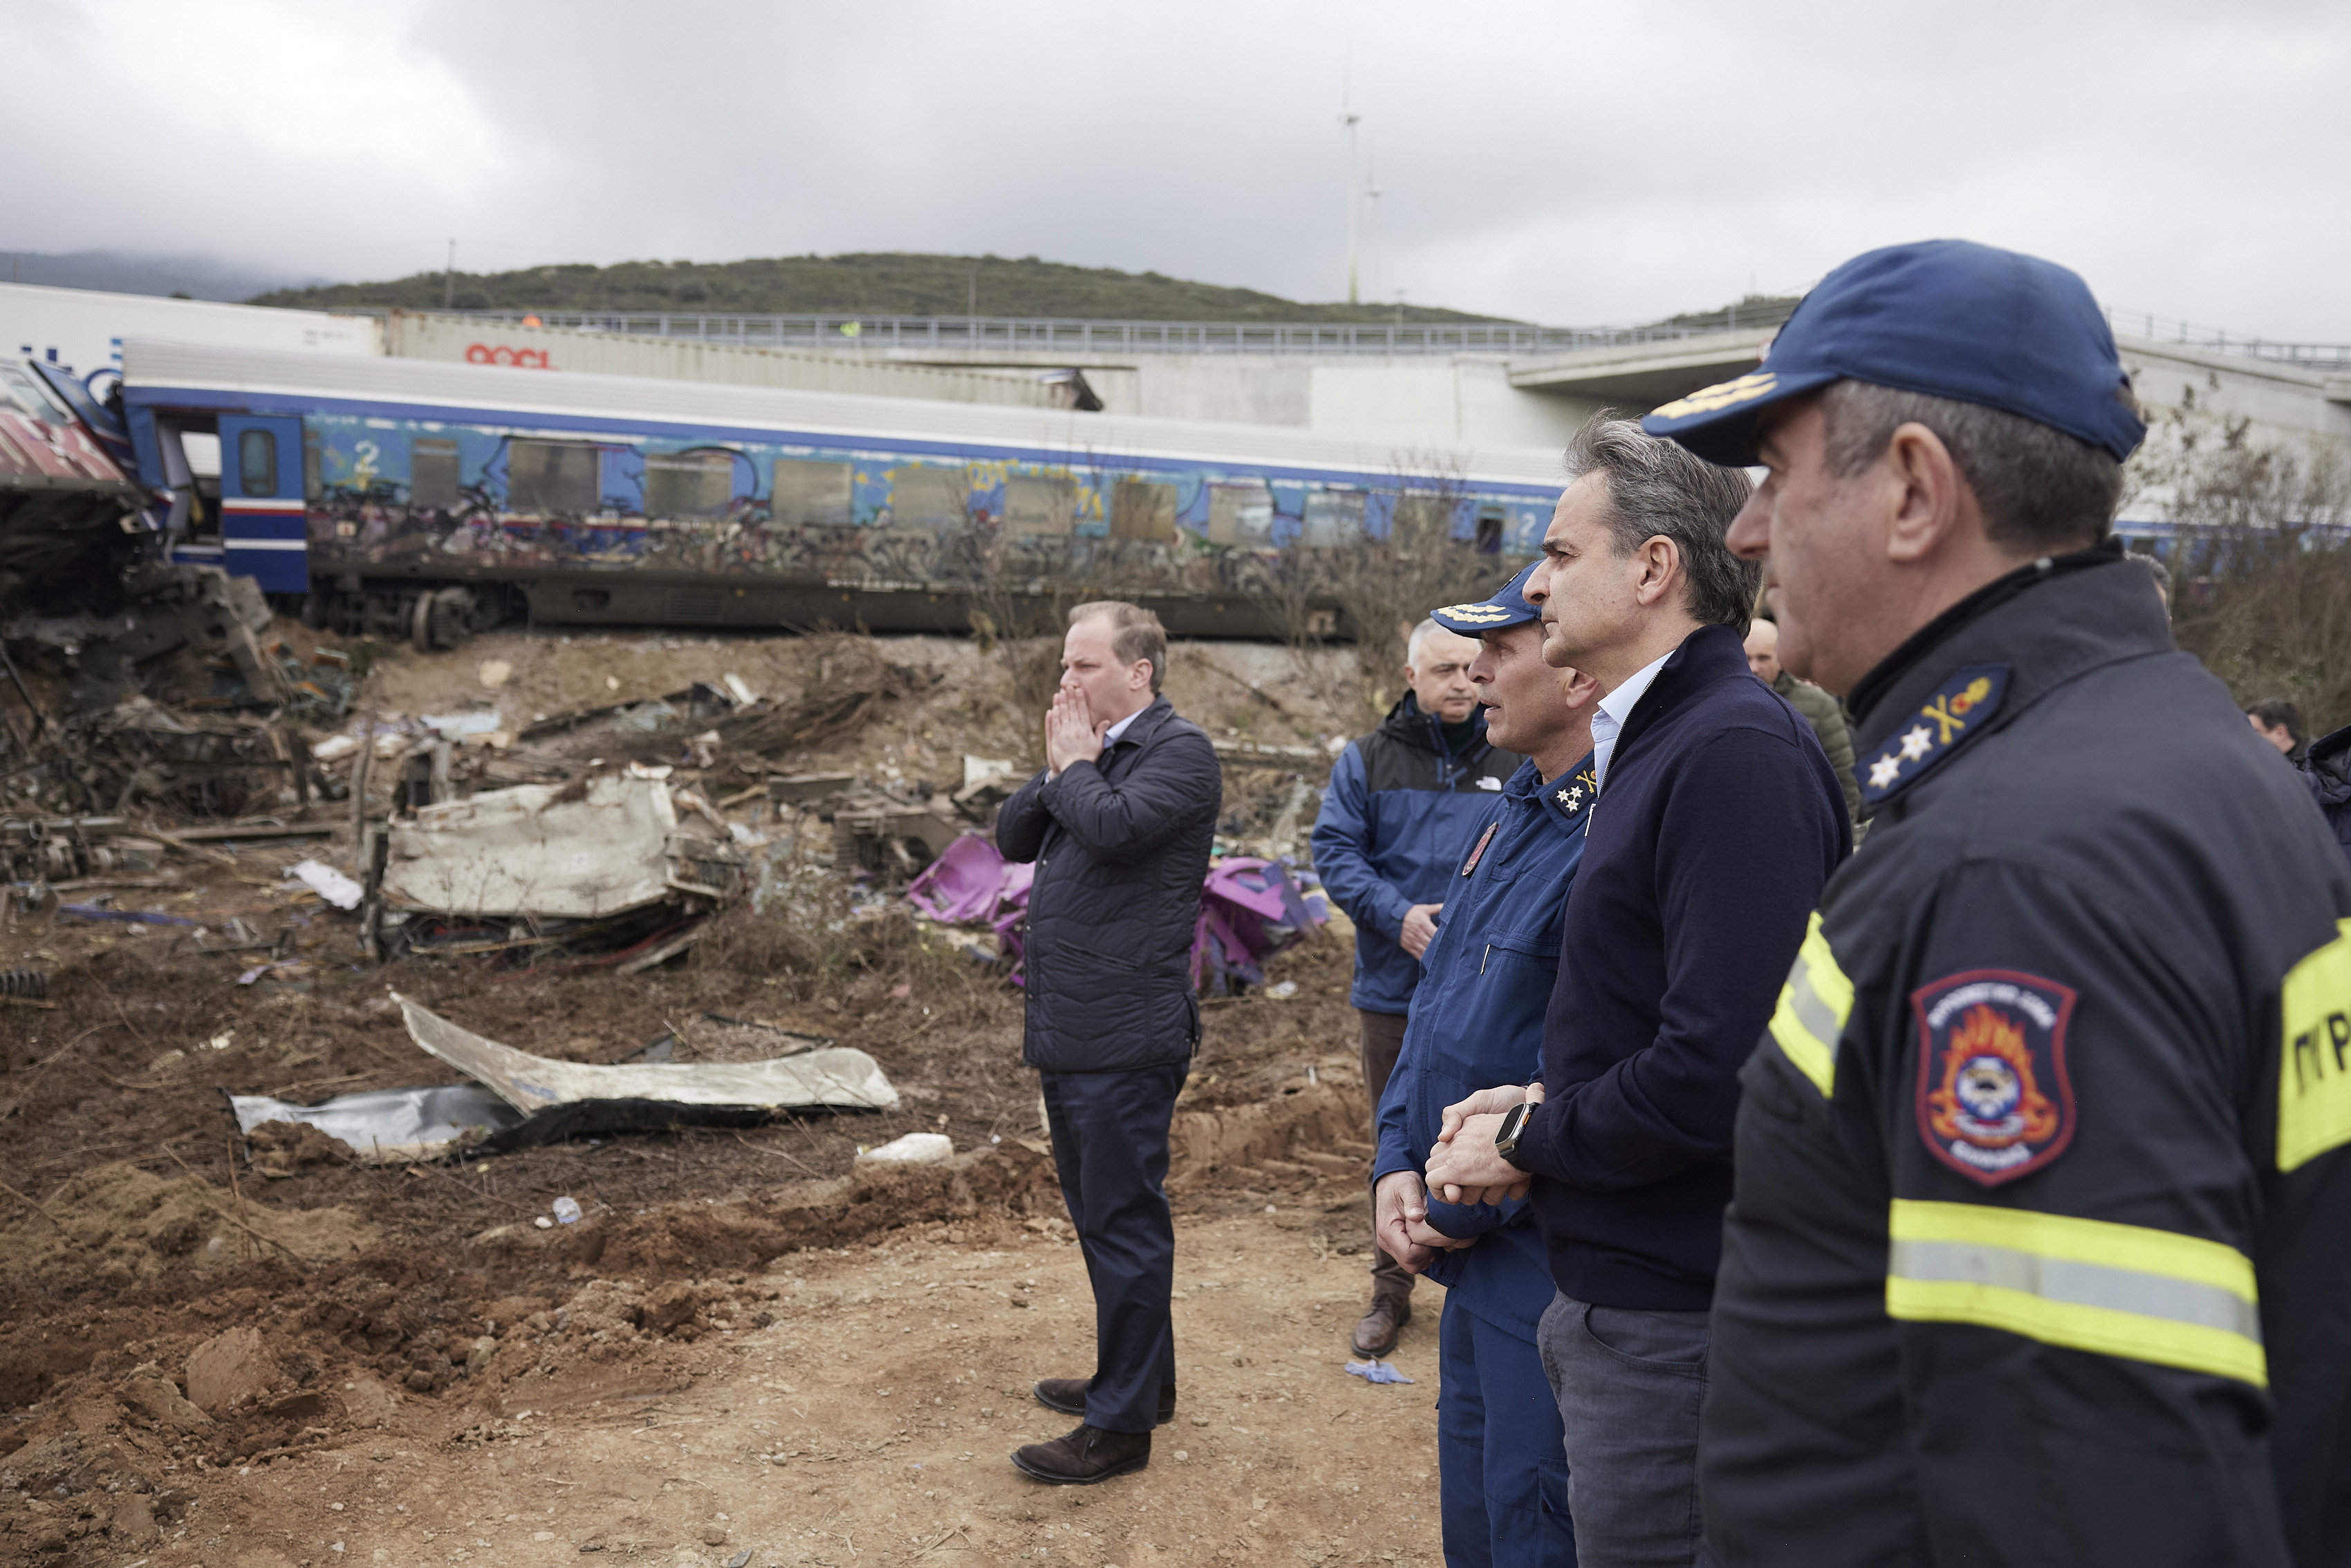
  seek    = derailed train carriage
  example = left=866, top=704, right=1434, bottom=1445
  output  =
left=115, top=339, right=1565, bottom=646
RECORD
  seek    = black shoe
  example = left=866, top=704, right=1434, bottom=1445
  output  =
left=1033, top=1377, right=1177, bottom=1426
left=1012, top=1423, right=1151, bottom=1485
left=1351, top=1294, right=1412, bottom=1357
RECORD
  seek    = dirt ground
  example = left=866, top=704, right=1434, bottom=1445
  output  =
left=0, top=628, right=1460, bottom=1567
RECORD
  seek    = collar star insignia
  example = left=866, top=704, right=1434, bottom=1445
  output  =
left=1859, top=663, right=2012, bottom=807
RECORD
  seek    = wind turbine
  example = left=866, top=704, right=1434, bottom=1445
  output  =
left=1341, top=67, right=1362, bottom=306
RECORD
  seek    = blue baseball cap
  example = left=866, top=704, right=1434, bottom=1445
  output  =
left=1430, top=563, right=1541, bottom=635
left=1641, top=239, right=2146, bottom=467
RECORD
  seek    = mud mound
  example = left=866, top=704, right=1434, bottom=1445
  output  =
left=0, top=1165, right=379, bottom=1291
left=1171, top=1079, right=1368, bottom=1178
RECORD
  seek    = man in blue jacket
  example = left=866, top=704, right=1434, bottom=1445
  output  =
left=1312, top=619, right=1523, bottom=1355
left=995, top=601, right=1223, bottom=1486
left=1373, top=565, right=1600, bottom=1567
left=1427, top=418, right=1848, bottom=1568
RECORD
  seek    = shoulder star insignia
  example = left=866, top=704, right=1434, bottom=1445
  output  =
left=1861, top=662, right=2013, bottom=807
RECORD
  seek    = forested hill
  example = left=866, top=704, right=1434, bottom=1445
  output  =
left=250, top=253, right=1509, bottom=324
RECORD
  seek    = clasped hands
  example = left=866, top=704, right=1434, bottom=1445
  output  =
left=1373, top=1083, right=1543, bottom=1274
left=1044, top=687, right=1108, bottom=776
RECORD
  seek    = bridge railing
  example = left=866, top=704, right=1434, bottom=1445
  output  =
left=427, top=310, right=1786, bottom=357
left=413, top=304, right=2351, bottom=371
left=2106, top=308, right=2351, bottom=371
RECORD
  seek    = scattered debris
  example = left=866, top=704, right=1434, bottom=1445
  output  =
left=1193, top=858, right=1323, bottom=994
left=289, top=857, right=364, bottom=910
left=380, top=772, right=744, bottom=920
left=393, top=992, right=902, bottom=1144
left=855, top=1132, right=954, bottom=1168
left=227, top=1084, right=523, bottom=1166
left=1343, top=1359, right=1415, bottom=1385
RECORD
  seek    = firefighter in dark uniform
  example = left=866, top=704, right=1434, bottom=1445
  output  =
left=1642, top=239, right=2351, bottom=1567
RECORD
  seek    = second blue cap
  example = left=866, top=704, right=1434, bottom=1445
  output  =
left=1430, top=563, right=1541, bottom=635
left=1640, top=239, right=2147, bottom=467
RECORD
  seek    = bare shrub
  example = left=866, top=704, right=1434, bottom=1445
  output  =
left=2133, top=406, right=2351, bottom=729
left=1270, top=453, right=1504, bottom=734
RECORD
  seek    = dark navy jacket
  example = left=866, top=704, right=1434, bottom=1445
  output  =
left=1310, top=695, right=1521, bottom=1014
left=996, top=697, right=1222, bottom=1073
left=2298, top=722, right=2351, bottom=866
left=1511, top=623, right=1850, bottom=1310
left=1373, top=753, right=1597, bottom=1339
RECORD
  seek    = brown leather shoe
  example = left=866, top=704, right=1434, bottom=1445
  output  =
left=1032, top=1378, right=1177, bottom=1426
left=1351, top=1294, right=1412, bottom=1357
left=1011, top=1423, right=1151, bottom=1485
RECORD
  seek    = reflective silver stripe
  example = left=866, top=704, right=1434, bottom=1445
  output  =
left=1785, top=964, right=1843, bottom=1057
left=1890, top=1238, right=2264, bottom=1345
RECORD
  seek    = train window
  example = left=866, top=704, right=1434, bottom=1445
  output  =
left=1004, top=476, right=1077, bottom=536
left=772, top=460, right=853, bottom=527
left=887, top=465, right=969, bottom=529
left=1110, top=478, right=1176, bottom=543
left=1207, top=482, right=1274, bottom=548
left=508, top=440, right=599, bottom=514
left=0, top=363, right=70, bottom=424
left=410, top=438, right=461, bottom=510
left=1302, top=491, right=1366, bottom=548
left=1475, top=505, right=1505, bottom=555
left=237, top=429, right=277, bottom=496
left=644, top=450, right=735, bottom=519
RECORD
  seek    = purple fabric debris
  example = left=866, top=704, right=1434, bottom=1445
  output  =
left=1193, top=858, right=1323, bottom=994
left=907, top=832, right=1032, bottom=924
left=1343, top=1359, right=1415, bottom=1385
left=906, top=839, right=1322, bottom=996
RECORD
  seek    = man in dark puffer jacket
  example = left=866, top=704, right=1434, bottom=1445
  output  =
left=996, top=601, right=1222, bottom=1486
left=2297, top=722, right=2351, bottom=866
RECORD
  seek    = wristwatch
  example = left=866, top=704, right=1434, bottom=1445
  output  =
left=1494, top=1101, right=1536, bottom=1171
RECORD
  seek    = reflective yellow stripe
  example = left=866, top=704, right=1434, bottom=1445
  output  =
left=2278, top=917, right=2351, bottom=1172
left=1886, top=1199, right=2266, bottom=1387
left=1767, top=911, right=1850, bottom=1096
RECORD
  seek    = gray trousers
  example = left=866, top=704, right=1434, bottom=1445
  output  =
left=1357, top=1009, right=1414, bottom=1298
left=1537, top=1291, right=1713, bottom=1568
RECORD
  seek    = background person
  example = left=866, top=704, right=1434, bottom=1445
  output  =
left=1425, top=416, right=1849, bottom=1568
left=1311, top=617, right=1523, bottom=1356
left=995, top=601, right=1222, bottom=1486
left=1647, top=237, right=2351, bottom=1566
left=1744, top=616, right=1861, bottom=820
left=1370, top=564, right=1599, bottom=1567
left=2247, top=696, right=2307, bottom=760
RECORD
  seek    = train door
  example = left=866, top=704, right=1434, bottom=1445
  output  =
left=217, top=414, right=308, bottom=593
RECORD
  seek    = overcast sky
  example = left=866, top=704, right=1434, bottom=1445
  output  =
left=6, top=0, right=2348, bottom=337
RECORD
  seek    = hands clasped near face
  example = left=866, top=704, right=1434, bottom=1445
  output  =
left=1046, top=685, right=1108, bottom=775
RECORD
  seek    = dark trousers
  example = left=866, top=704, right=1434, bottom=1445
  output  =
left=1039, top=1062, right=1188, bottom=1435
left=1536, top=1292, right=1713, bottom=1568
left=1359, top=1009, right=1415, bottom=1298
left=1440, top=1300, right=1579, bottom=1568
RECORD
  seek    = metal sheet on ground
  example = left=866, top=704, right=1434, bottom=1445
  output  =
left=227, top=1083, right=523, bottom=1164
left=392, top=992, right=902, bottom=1121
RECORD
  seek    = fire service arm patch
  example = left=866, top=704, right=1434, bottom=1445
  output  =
left=1912, top=969, right=2079, bottom=1187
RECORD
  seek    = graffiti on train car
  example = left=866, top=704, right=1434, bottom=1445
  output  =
left=299, top=412, right=1553, bottom=588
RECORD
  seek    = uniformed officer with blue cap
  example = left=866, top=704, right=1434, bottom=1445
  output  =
left=1652, top=239, right=2351, bottom=1565
left=1371, top=562, right=1600, bottom=1567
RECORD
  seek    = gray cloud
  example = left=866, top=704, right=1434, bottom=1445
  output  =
left=4, top=0, right=2347, bottom=338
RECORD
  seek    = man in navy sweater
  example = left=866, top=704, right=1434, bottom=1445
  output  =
left=1427, top=416, right=1849, bottom=1568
